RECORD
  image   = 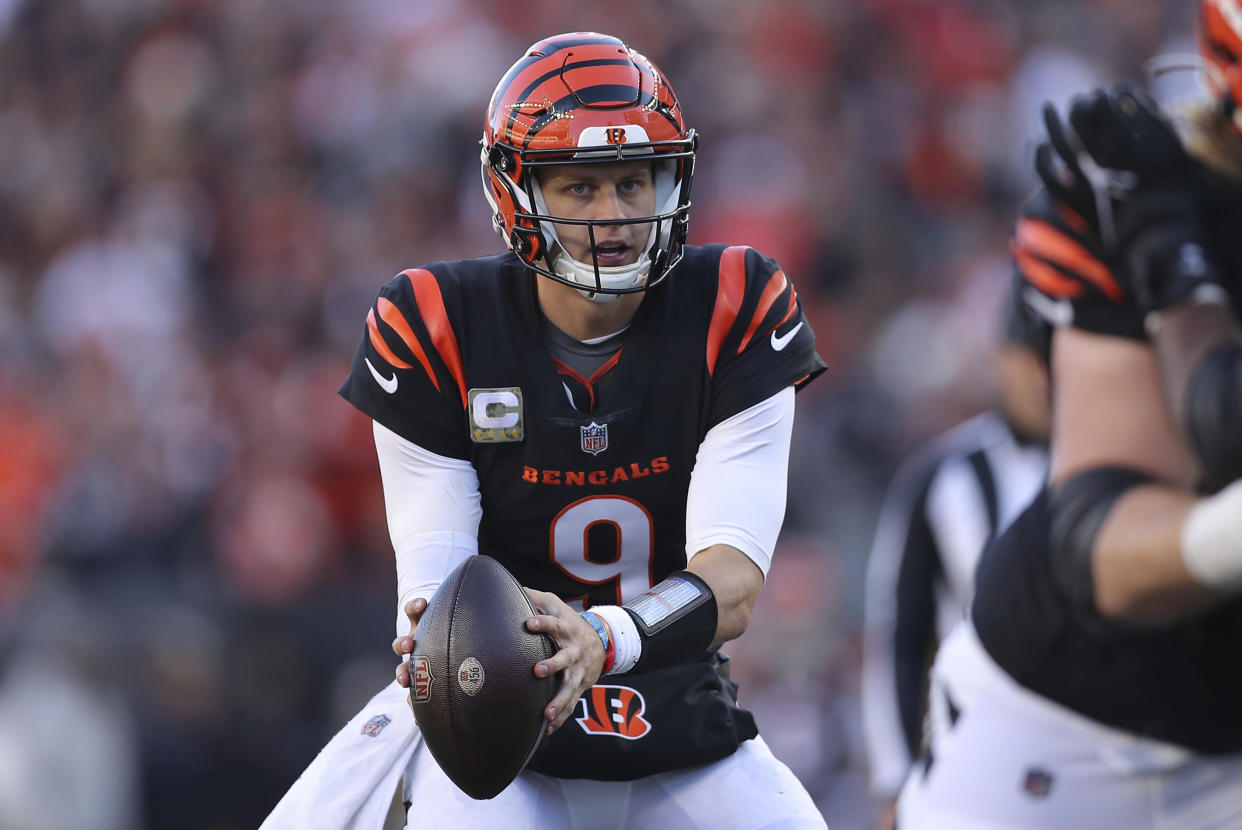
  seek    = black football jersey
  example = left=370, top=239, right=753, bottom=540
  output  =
left=972, top=167, right=1242, bottom=753
left=340, top=244, right=825, bottom=778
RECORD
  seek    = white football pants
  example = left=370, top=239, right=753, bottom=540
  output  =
left=897, top=622, right=1242, bottom=829
left=403, top=733, right=827, bottom=830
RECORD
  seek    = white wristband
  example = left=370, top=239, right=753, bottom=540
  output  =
left=590, top=605, right=642, bottom=675
left=1180, top=478, right=1242, bottom=590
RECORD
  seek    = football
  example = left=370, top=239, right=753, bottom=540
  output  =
left=409, top=555, right=557, bottom=800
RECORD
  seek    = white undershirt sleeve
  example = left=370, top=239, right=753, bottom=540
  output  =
left=372, top=421, right=483, bottom=636
left=685, top=386, right=796, bottom=577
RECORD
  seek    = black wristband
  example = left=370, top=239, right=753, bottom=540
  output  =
left=619, top=571, right=718, bottom=675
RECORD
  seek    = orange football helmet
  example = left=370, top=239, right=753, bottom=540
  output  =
left=1201, top=0, right=1242, bottom=130
left=481, top=32, right=697, bottom=299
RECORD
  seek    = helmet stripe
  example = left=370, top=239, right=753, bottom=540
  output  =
left=499, top=57, right=633, bottom=109
left=523, top=88, right=682, bottom=143
left=525, top=88, right=638, bottom=138
left=530, top=34, right=621, bottom=55
left=493, top=35, right=622, bottom=99
left=572, top=83, right=641, bottom=107
left=500, top=59, right=637, bottom=141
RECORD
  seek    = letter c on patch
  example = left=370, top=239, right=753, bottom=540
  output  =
left=471, top=389, right=520, bottom=429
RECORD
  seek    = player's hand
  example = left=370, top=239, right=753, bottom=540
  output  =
left=393, top=597, right=430, bottom=703
left=1114, top=184, right=1220, bottom=313
left=523, top=588, right=606, bottom=735
left=1034, top=85, right=1185, bottom=243
left=1034, top=86, right=1220, bottom=315
left=1010, top=190, right=1146, bottom=340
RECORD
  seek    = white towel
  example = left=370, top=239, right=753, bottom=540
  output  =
left=261, top=680, right=420, bottom=830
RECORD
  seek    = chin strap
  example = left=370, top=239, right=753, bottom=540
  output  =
left=551, top=249, right=650, bottom=303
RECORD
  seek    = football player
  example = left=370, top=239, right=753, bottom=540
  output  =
left=898, top=3, right=1242, bottom=827
left=861, top=274, right=1050, bottom=827
left=265, top=32, right=827, bottom=830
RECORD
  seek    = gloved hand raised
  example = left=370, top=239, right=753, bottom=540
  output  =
left=1033, top=85, right=1222, bottom=315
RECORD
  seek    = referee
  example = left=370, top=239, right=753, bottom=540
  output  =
left=861, top=276, right=1051, bottom=825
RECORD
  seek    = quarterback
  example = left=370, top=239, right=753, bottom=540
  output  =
left=264, top=32, right=827, bottom=830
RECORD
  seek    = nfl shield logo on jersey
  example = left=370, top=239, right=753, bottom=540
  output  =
left=1022, top=767, right=1054, bottom=798
left=360, top=713, right=391, bottom=737
left=580, top=422, right=608, bottom=455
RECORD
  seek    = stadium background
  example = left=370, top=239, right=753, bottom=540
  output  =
left=0, top=1, right=1197, bottom=827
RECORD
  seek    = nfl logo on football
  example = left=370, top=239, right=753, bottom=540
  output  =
left=580, top=422, right=608, bottom=455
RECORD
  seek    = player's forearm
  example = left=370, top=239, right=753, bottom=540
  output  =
left=686, top=544, right=764, bottom=646
left=1091, top=485, right=1227, bottom=623
left=1150, top=303, right=1239, bottom=416
left=1149, top=303, right=1242, bottom=491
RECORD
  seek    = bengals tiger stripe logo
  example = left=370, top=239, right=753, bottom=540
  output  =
left=574, top=684, right=652, bottom=740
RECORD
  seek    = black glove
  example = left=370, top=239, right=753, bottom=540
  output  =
left=1034, top=85, right=1221, bottom=315
left=1011, top=190, right=1146, bottom=341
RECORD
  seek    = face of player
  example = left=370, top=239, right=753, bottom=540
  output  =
left=536, top=161, right=656, bottom=268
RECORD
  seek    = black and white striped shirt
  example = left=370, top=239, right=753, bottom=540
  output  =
left=861, top=410, right=1048, bottom=796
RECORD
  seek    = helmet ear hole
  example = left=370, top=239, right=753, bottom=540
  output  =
left=489, top=145, right=514, bottom=173
left=509, top=230, right=528, bottom=256
left=509, top=227, right=545, bottom=263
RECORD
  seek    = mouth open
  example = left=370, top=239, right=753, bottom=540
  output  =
left=592, top=241, right=631, bottom=267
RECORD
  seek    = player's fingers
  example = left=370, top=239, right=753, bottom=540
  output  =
left=532, top=633, right=581, bottom=677
left=1043, top=102, right=1083, bottom=177
left=523, top=588, right=563, bottom=617
left=396, top=661, right=411, bottom=688
left=544, top=673, right=587, bottom=731
left=391, top=634, right=415, bottom=656
left=551, top=686, right=586, bottom=730
left=526, top=612, right=575, bottom=643
left=404, top=597, right=428, bottom=625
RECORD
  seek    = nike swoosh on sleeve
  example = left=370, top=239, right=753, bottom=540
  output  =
left=770, top=321, right=804, bottom=352
left=365, top=357, right=399, bottom=393
left=1021, top=288, right=1073, bottom=327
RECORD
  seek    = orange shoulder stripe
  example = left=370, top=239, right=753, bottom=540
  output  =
left=1014, top=218, right=1122, bottom=302
left=777, top=290, right=798, bottom=326
left=736, top=269, right=789, bottom=355
left=706, top=246, right=749, bottom=376
left=404, top=269, right=467, bottom=408
left=1011, top=243, right=1085, bottom=299
left=376, top=297, right=438, bottom=392
left=366, top=308, right=414, bottom=370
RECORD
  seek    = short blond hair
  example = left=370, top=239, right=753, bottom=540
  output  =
left=1179, top=98, right=1242, bottom=181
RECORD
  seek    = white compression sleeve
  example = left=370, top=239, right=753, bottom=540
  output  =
left=685, top=386, right=796, bottom=577
left=372, top=422, right=483, bottom=636
left=1180, top=478, right=1242, bottom=590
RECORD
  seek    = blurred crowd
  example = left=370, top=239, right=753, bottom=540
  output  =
left=0, top=0, right=1196, bottom=827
